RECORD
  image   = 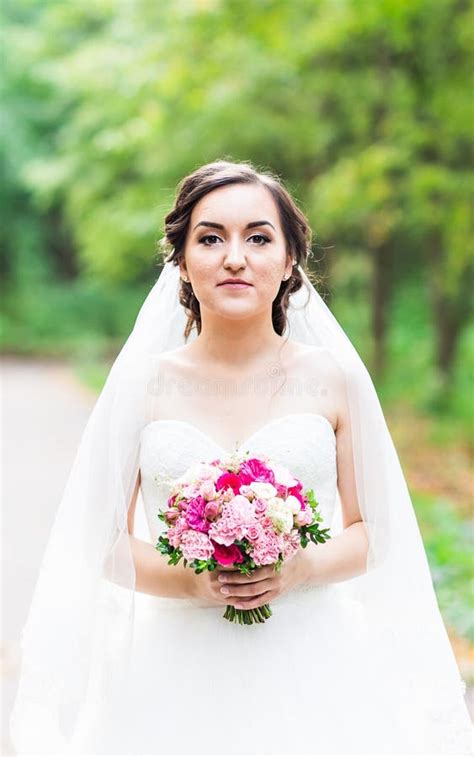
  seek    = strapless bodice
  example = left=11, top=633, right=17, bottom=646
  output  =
left=139, top=412, right=337, bottom=547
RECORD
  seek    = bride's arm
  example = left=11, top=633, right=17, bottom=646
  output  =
left=128, top=536, right=196, bottom=598
left=125, top=470, right=195, bottom=599
left=303, top=365, right=370, bottom=586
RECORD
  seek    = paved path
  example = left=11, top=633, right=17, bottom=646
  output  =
left=1, top=356, right=97, bottom=755
left=1, top=357, right=472, bottom=753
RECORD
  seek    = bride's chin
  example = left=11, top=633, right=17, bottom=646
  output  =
left=205, top=303, right=264, bottom=321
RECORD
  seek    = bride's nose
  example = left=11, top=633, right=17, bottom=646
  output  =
left=223, top=238, right=247, bottom=271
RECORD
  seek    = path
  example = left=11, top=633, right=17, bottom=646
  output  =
left=1, top=356, right=96, bottom=755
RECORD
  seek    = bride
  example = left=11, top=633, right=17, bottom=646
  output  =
left=10, top=160, right=472, bottom=755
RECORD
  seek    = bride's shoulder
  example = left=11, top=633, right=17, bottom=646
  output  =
left=149, top=345, right=196, bottom=376
left=153, top=345, right=190, bottom=364
left=286, top=342, right=343, bottom=380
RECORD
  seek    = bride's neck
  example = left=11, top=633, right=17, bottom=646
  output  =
left=191, top=315, right=285, bottom=368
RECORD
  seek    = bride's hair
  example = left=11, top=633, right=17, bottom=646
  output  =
left=159, top=159, right=318, bottom=339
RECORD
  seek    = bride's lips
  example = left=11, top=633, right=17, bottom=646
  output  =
left=217, top=279, right=253, bottom=289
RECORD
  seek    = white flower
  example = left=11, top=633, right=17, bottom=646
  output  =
left=249, top=481, right=278, bottom=500
left=182, top=483, right=200, bottom=498
left=174, top=463, right=201, bottom=485
left=219, top=451, right=242, bottom=472
left=175, top=462, right=221, bottom=485
left=267, top=461, right=298, bottom=488
left=239, top=484, right=254, bottom=498
left=267, top=496, right=294, bottom=534
left=197, top=462, right=223, bottom=482
left=200, top=480, right=217, bottom=501
left=287, top=495, right=302, bottom=515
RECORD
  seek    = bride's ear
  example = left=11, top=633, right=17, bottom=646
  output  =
left=178, top=261, right=188, bottom=281
left=283, top=254, right=294, bottom=281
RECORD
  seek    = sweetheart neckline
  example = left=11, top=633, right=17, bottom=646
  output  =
left=141, top=412, right=336, bottom=454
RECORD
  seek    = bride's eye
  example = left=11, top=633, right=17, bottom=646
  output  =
left=249, top=234, right=271, bottom=245
left=199, top=234, right=221, bottom=246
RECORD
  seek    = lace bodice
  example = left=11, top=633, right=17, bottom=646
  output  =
left=139, top=412, right=337, bottom=546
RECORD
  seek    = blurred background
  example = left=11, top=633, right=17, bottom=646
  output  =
left=1, top=0, right=473, bottom=749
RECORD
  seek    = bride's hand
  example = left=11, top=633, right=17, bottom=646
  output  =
left=189, top=564, right=244, bottom=606
left=215, top=549, right=312, bottom=610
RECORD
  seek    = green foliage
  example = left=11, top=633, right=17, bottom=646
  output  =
left=1, top=3, right=472, bottom=640
left=300, top=487, right=332, bottom=547
left=414, top=492, right=474, bottom=642
left=331, top=275, right=474, bottom=441
left=3, top=0, right=472, bottom=291
left=0, top=279, right=147, bottom=357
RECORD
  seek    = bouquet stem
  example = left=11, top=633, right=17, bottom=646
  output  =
left=223, top=603, right=272, bottom=624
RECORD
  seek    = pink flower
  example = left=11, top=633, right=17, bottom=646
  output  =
left=295, top=508, right=313, bottom=527
left=282, top=541, right=300, bottom=560
left=218, top=496, right=257, bottom=541
left=239, top=458, right=275, bottom=485
left=164, top=508, right=179, bottom=523
left=246, top=523, right=265, bottom=543
left=204, top=500, right=220, bottom=520
left=282, top=529, right=301, bottom=559
left=250, top=532, right=281, bottom=565
left=254, top=498, right=267, bottom=515
left=208, top=516, right=241, bottom=546
left=258, top=515, right=274, bottom=531
left=167, top=516, right=189, bottom=547
left=185, top=495, right=210, bottom=533
left=200, top=480, right=217, bottom=501
left=212, top=541, right=244, bottom=566
left=224, top=495, right=256, bottom=523
left=215, top=471, right=243, bottom=495
left=180, top=531, right=214, bottom=561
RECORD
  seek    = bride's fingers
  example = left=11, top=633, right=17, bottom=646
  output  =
left=222, top=578, right=275, bottom=599
left=217, top=566, right=273, bottom=584
left=233, top=591, right=273, bottom=610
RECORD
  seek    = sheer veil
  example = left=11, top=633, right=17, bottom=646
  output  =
left=10, top=259, right=472, bottom=754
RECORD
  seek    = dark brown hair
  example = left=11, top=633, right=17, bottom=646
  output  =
left=158, top=159, right=317, bottom=340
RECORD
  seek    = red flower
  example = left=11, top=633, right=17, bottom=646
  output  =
left=211, top=541, right=245, bottom=566
left=215, top=472, right=243, bottom=494
left=288, top=480, right=305, bottom=507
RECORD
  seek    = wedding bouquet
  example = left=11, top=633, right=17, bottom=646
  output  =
left=155, top=450, right=331, bottom=624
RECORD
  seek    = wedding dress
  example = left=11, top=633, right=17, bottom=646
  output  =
left=81, top=413, right=469, bottom=755
left=10, top=261, right=472, bottom=755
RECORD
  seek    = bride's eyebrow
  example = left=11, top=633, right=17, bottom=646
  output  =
left=192, top=220, right=276, bottom=232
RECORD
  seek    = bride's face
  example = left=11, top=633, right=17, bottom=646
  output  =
left=180, top=183, right=293, bottom=322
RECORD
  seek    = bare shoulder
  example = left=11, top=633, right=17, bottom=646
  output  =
left=289, top=344, right=348, bottom=431
left=288, top=343, right=345, bottom=384
left=151, top=345, right=196, bottom=376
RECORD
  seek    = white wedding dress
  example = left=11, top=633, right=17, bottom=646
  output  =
left=81, top=413, right=471, bottom=755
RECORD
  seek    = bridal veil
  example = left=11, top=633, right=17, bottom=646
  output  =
left=9, top=257, right=472, bottom=754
